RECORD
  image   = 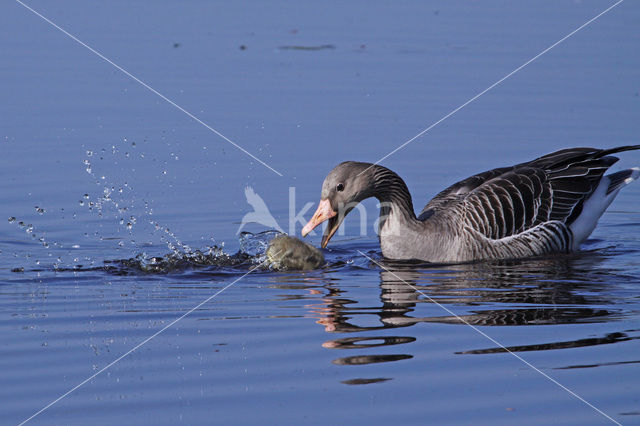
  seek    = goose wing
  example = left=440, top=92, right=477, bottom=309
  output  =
left=419, top=146, right=640, bottom=240
left=417, top=166, right=513, bottom=220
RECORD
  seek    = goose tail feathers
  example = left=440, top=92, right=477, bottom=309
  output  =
left=569, top=166, right=639, bottom=248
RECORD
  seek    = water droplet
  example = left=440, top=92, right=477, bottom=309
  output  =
left=83, top=194, right=90, bottom=199
left=86, top=150, right=94, bottom=157
left=126, top=222, right=133, bottom=230
left=35, top=206, right=45, bottom=214
left=79, top=200, right=84, bottom=206
left=8, top=216, right=16, bottom=223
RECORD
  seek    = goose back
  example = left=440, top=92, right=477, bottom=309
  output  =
left=419, top=146, right=640, bottom=248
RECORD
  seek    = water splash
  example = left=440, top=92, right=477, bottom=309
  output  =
left=109, top=245, right=250, bottom=274
left=81, top=143, right=193, bottom=256
left=6, top=214, right=67, bottom=269
left=8, top=139, right=278, bottom=273
left=106, top=231, right=283, bottom=274
left=239, top=230, right=283, bottom=258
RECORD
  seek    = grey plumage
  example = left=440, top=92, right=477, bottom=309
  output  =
left=266, top=235, right=325, bottom=270
left=305, top=146, right=640, bottom=262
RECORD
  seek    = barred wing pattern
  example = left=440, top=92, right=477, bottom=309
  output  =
left=421, top=146, right=640, bottom=255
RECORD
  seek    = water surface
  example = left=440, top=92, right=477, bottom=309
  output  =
left=1, top=1, right=640, bottom=425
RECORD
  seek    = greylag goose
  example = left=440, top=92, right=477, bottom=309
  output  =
left=301, top=146, right=640, bottom=263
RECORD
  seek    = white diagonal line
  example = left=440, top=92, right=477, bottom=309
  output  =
left=357, top=250, right=621, bottom=426
left=361, top=0, right=624, bottom=176
left=15, top=0, right=284, bottom=177
left=19, top=260, right=268, bottom=425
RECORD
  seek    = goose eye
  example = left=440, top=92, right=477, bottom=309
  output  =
left=336, top=183, right=345, bottom=192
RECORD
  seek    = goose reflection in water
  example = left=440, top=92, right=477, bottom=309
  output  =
left=303, top=251, right=639, bottom=375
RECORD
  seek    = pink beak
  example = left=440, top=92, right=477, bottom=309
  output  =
left=301, top=199, right=336, bottom=237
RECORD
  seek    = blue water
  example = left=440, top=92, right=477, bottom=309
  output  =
left=2, top=1, right=640, bottom=424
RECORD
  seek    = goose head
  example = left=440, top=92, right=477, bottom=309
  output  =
left=301, top=162, right=377, bottom=248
